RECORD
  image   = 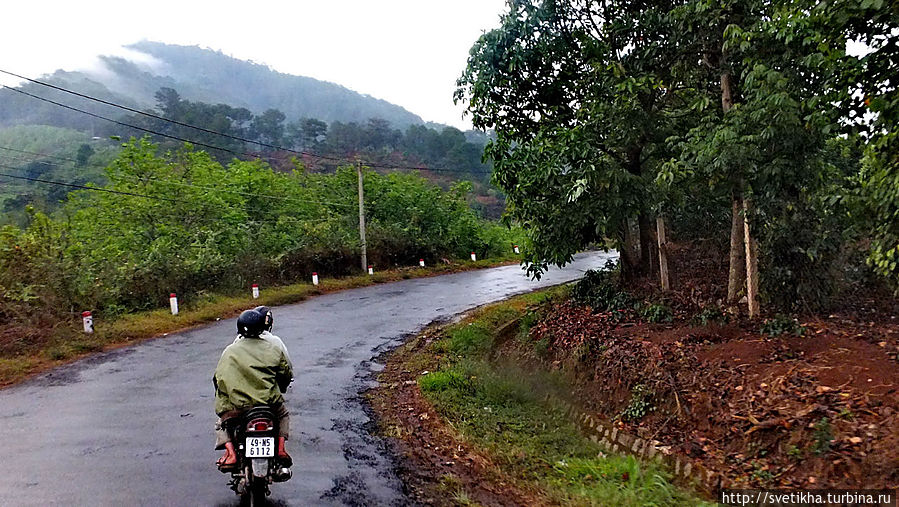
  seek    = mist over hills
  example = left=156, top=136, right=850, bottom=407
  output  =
left=0, top=41, right=429, bottom=130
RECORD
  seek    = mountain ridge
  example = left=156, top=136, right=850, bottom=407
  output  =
left=1, top=40, right=431, bottom=130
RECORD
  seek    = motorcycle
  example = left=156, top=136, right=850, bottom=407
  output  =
left=222, top=406, right=292, bottom=506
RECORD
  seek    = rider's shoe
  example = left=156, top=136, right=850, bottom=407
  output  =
left=277, top=436, right=292, bottom=468
left=217, top=441, right=238, bottom=472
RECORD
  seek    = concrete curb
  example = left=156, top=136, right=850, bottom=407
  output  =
left=555, top=400, right=724, bottom=495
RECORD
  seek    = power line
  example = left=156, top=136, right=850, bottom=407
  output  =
left=0, top=165, right=188, bottom=204
left=0, top=69, right=351, bottom=164
left=0, top=145, right=80, bottom=164
left=0, top=164, right=351, bottom=224
left=0, top=70, right=488, bottom=175
left=1, top=85, right=278, bottom=162
left=0, top=149, right=356, bottom=208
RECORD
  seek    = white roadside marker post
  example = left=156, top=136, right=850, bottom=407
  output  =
left=368, top=265, right=374, bottom=275
left=169, top=293, right=179, bottom=315
left=312, top=272, right=319, bottom=286
left=252, top=283, right=260, bottom=299
left=513, top=244, right=520, bottom=254
left=419, top=259, right=425, bottom=268
left=81, top=311, right=94, bottom=334
left=471, top=252, right=477, bottom=261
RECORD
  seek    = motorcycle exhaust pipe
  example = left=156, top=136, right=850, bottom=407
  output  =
left=273, top=466, right=292, bottom=483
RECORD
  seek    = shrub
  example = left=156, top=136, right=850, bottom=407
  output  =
left=760, top=314, right=806, bottom=337
left=693, top=305, right=728, bottom=325
left=446, top=323, right=493, bottom=356
left=639, top=303, right=673, bottom=323
left=571, top=260, right=632, bottom=312
left=620, top=384, right=655, bottom=421
left=812, top=417, right=833, bottom=455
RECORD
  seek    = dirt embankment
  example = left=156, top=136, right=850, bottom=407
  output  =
left=515, top=239, right=899, bottom=491
left=522, top=301, right=898, bottom=489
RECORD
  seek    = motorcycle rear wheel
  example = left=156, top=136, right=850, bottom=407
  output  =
left=247, top=478, right=267, bottom=507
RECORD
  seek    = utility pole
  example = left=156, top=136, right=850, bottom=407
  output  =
left=357, top=159, right=367, bottom=272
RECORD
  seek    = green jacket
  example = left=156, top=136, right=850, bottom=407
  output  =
left=213, top=334, right=293, bottom=415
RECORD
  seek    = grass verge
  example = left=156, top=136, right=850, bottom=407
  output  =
left=401, top=288, right=712, bottom=506
left=0, top=256, right=518, bottom=388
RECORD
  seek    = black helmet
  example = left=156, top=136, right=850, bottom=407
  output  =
left=237, top=309, right=266, bottom=338
left=254, top=306, right=273, bottom=332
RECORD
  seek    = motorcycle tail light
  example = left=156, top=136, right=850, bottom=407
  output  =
left=247, top=418, right=272, bottom=432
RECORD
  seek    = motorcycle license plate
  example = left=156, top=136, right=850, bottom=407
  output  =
left=245, top=436, right=275, bottom=458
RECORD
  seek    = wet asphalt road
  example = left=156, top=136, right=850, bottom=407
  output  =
left=0, top=251, right=615, bottom=506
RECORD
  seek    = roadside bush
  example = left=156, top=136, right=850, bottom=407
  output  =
left=619, top=384, right=655, bottom=422
left=2, top=138, right=517, bottom=322
left=760, top=314, right=806, bottom=337
left=570, top=260, right=632, bottom=311
left=692, top=305, right=728, bottom=325
left=444, top=323, right=493, bottom=356
left=638, top=303, right=673, bottom=323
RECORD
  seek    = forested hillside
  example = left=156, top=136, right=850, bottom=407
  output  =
left=0, top=41, right=424, bottom=129
left=0, top=41, right=501, bottom=221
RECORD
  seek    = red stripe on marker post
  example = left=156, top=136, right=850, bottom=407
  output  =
left=81, top=311, right=93, bottom=334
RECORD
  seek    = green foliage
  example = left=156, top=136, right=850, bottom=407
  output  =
left=441, top=323, right=493, bottom=357
left=0, top=126, right=119, bottom=226
left=860, top=135, right=899, bottom=290
left=760, top=314, right=807, bottom=337
left=693, top=305, right=728, bottom=326
left=620, top=384, right=655, bottom=422
left=459, top=0, right=899, bottom=308
left=639, top=303, right=673, bottom=323
left=787, top=445, right=803, bottom=460
left=552, top=456, right=694, bottom=506
left=750, top=462, right=775, bottom=484
left=812, top=417, right=833, bottom=456
left=417, top=297, right=707, bottom=506
left=457, top=0, right=687, bottom=279
left=0, top=138, right=517, bottom=320
left=571, top=262, right=633, bottom=312
left=418, top=370, right=472, bottom=394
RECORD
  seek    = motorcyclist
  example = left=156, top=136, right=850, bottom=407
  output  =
left=213, top=307, right=293, bottom=470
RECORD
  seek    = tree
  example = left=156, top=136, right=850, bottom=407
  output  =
left=457, top=0, right=686, bottom=280
left=76, top=144, right=94, bottom=167
left=296, top=118, right=328, bottom=150
left=250, top=108, right=286, bottom=146
left=666, top=0, right=851, bottom=314
left=154, top=87, right=182, bottom=118
left=823, top=0, right=899, bottom=289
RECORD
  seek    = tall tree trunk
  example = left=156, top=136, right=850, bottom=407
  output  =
left=638, top=213, right=654, bottom=276
left=656, top=215, right=670, bottom=291
left=720, top=68, right=747, bottom=305
left=721, top=71, right=734, bottom=112
left=743, top=198, right=760, bottom=318
left=727, top=194, right=746, bottom=302
left=618, top=218, right=640, bottom=283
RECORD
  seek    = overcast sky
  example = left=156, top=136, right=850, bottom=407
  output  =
left=0, top=0, right=508, bottom=130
